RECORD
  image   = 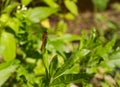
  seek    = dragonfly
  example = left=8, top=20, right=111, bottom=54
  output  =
left=40, top=31, right=47, bottom=51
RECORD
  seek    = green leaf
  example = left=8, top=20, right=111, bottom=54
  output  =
left=43, top=50, right=49, bottom=71
left=101, top=35, right=116, bottom=58
left=27, top=7, right=58, bottom=23
left=86, top=29, right=96, bottom=48
left=54, top=49, right=90, bottom=79
left=0, top=60, right=19, bottom=86
left=21, top=0, right=32, bottom=6
left=65, top=13, right=75, bottom=20
left=107, top=49, right=120, bottom=68
left=79, top=29, right=98, bottom=49
left=16, top=66, right=34, bottom=86
left=34, top=59, right=45, bottom=75
left=49, top=55, right=58, bottom=77
left=43, top=0, right=58, bottom=8
left=110, top=49, right=120, bottom=60
left=101, top=82, right=109, bottom=87
left=48, top=34, right=81, bottom=58
left=79, top=30, right=87, bottom=49
left=51, top=73, right=92, bottom=86
left=64, top=64, right=80, bottom=74
left=49, top=34, right=81, bottom=42
left=104, top=35, right=116, bottom=52
left=0, top=14, right=10, bottom=24
left=55, top=20, right=67, bottom=34
left=0, top=31, right=16, bottom=61
left=64, top=0, right=78, bottom=15
left=94, top=35, right=116, bottom=59
left=48, top=40, right=65, bottom=54
left=7, top=18, right=20, bottom=34
left=2, top=2, right=19, bottom=13
left=92, top=0, right=109, bottom=11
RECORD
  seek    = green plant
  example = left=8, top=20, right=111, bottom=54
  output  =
left=0, top=0, right=120, bottom=87
left=31, top=0, right=79, bottom=20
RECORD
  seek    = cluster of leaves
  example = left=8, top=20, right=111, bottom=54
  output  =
left=0, top=0, right=120, bottom=87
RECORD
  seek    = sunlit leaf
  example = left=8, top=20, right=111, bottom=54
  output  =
left=7, top=18, right=20, bottom=34
left=43, top=0, right=58, bottom=8
left=0, top=31, right=16, bottom=61
left=21, top=0, right=32, bottom=6
left=34, top=59, right=45, bottom=75
left=64, top=0, right=78, bottom=15
left=27, top=7, right=58, bottom=23
left=49, top=34, right=81, bottom=42
left=65, top=13, right=75, bottom=20
left=0, top=14, right=10, bottom=24
left=55, top=20, right=67, bottom=35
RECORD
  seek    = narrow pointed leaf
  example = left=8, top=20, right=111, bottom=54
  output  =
left=49, top=55, right=58, bottom=77
left=51, top=73, right=92, bottom=86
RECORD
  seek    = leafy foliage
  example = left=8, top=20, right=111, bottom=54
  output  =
left=0, top=0, right=120, bottom=87
left=27, top=7, right=58, bottom=23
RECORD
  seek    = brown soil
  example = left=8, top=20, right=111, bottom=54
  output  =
left=67, top=10, right=120, bottom=34
left=50, top=9, right=120, bottom=35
